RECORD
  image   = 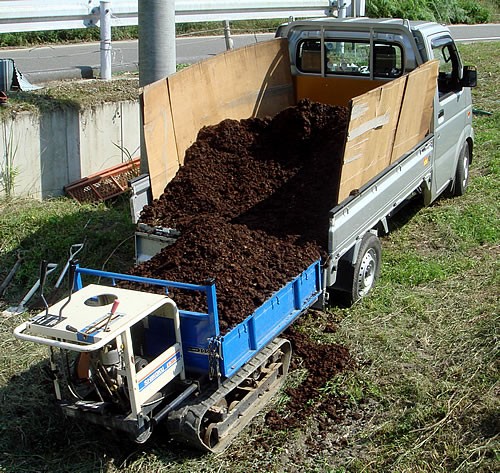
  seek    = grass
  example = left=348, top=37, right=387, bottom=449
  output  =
left=0, top=197, right=136, bottom=302
left=0, top=42, right=499, bottom=472
left=318, top=41, right=500, bottom=472
left=0, top=78, right=140, bottom=116
left=366, top=0, right=495, bottom=23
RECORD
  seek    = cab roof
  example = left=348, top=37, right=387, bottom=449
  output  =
left=276, top=17, right=451, bottom=38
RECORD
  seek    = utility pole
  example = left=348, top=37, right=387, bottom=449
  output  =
left=138, top=0, right=176, bottom=86
left=138, top=1, right=176, bottom=173
left=99, top=1, right=111, bottom=80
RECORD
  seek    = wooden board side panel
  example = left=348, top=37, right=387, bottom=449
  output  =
left=142, top=39, right=293, bottom=198
left=142, top=79, right=179, bottom=199
left=167, top=38, right=294, bottom=167
left=390, top=60, right=439, bottom=163
left=338, top=76, right=407, bottom=202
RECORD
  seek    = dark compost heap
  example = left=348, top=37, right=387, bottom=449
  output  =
left=135, top=99, right=349, bottom=331
left=134, top=99, right=355, bottom=429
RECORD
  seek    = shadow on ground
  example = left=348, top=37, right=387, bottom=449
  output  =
left=0, top=359, right=205, bottom=472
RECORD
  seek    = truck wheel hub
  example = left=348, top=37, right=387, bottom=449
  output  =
left=461, top=154, right=469, bottom=188
left=357, top=249, right=377, bottom=296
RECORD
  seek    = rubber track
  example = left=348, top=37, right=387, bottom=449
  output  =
left=167, top=337, right=291, bottom=452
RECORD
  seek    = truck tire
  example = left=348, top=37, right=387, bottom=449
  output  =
left=351, top=233, right=381, bottom=301
left=453, top=141, right=470, bottom=196
left=330, top=233, right=381, bottom=306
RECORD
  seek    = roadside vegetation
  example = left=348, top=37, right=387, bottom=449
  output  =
left=0, top=0, right=497, bottom=48
left=0, top=78, right=140, bottom=116
left=0, top=42, right=498, bottom=472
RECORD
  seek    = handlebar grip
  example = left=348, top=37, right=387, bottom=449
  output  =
left=111, top=299, right=120, bottom=315
left=68, top=261, right=76, bottom=291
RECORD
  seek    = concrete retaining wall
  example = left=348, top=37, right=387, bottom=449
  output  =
left=0, top=100, right=140, bottom=199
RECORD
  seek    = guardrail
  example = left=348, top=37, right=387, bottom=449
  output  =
left=0, top=0, right=341, bottom=33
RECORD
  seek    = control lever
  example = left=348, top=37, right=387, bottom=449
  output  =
left=39, top=260, right=49, bottom=316
left=103, top=299, right=120, bottom=332
left=58, top=261, right=77, bottom=321
left=66, top=299, right=120, bottom=339
left=65, top=324, right=88, bottom=340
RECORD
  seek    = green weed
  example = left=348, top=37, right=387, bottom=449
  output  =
left=366, top=0, right=493, bottom=23
left=0, top=123, right=19, bottom=199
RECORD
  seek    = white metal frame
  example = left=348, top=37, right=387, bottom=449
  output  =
left=0, top=1, right=336, bottom=33
left=14, top=283, right=186, bottom=421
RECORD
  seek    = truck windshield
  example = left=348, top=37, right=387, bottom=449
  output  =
left=297, top=39, right=403, bottom=78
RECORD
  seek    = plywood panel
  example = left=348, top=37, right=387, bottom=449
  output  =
left=143, top=43, right=438, bottom=204
left=390, top=60, right=439, bottom=163
left=338, top=75, right=407, bottom=202
left=167, top=38, right=294, bottom=166
left=142, top=78, right=179, bottom=199
left=295, top=75, right=386, bottom=107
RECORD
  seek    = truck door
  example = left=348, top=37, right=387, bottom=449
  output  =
left=429, top=35, right=471, bottom=197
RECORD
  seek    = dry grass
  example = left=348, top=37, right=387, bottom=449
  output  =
left=0, top=77, right=140, bottom=116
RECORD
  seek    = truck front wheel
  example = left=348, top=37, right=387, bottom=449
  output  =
left=453, top=141, right=470, bottom=196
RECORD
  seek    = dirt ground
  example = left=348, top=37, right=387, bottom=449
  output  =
left=133, top=99, right=354, bottom=428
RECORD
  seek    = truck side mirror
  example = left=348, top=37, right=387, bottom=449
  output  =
left=461, top=65, right=477, bottom=88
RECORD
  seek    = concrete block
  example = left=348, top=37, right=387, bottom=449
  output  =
left=0, top=100, right=140, bottom=199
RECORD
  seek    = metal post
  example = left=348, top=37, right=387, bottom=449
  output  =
left=344, top=0, right=364, bottom=17
left=357, top=0, right=366, bottom=16
left=338, top=1, right=350, bottom=18
left=100, top=1, right=112, bottom=80
left=138, top=0, right=176, bottom=88
left=223, top=20, right=233, bottom=51
left=138, top=0, right=176, bottom=175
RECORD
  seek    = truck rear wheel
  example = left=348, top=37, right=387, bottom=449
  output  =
left=351, top=233, right=381, bottom=302
left=330, top=233, right=381, bottom=306
left=453, top=141, right=470, bottom=196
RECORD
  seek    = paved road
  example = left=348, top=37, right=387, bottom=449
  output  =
left=2, top=23, right=499, bottom=84
left=2, top=33, right=276, bottom=83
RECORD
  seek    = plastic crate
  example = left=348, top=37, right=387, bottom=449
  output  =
left=65, top=158, right=140, bottom=203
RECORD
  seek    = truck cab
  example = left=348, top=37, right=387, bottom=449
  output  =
left=276, top=17, right=476, bottom=203
left=413, top=22, right=476, bottom=198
